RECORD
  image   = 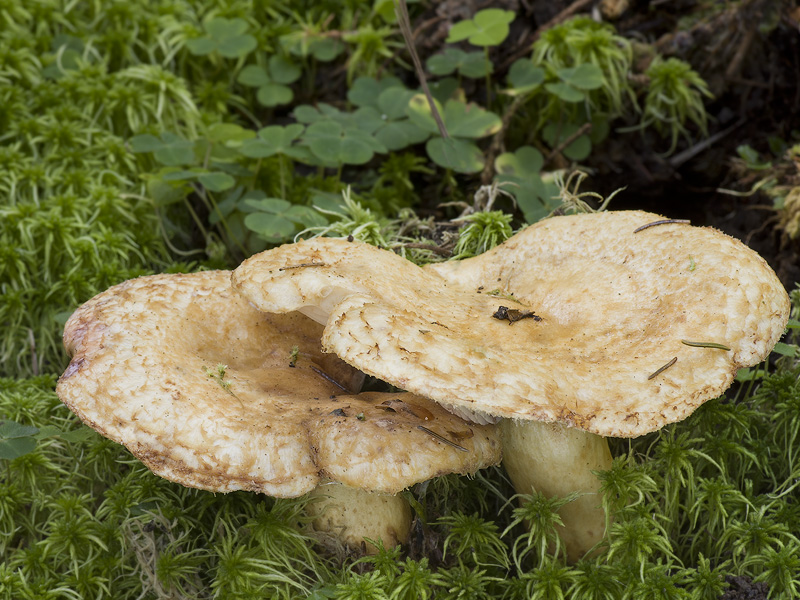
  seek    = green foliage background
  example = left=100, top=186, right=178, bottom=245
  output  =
left=1, top=1, right=798, bottom=598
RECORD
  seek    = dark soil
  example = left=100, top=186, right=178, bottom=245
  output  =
left=721, top=575, right=770, bottom=600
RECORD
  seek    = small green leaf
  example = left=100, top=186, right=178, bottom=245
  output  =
left=303, top=121, right=384, bottom=165
left=240, top=124, right=305, bottom=158
left=256, top=83, right=293, bottom=107
left=283, top=34, right=344, bottom=61
left=495, top=146, right=544, bottom=178
left=146, top=175, right=190, bottom=206
left=129, top=134, right=164, bottom=153
left=198, top=172, right=236, bottom=192
left=0, top=421, right=39, bottom=439
left=284, top=205, right=327, bottom=227
left=507, top=60, right=545, bottom=94
left=347, top=76, right=404, bottom=108
left=427, top=48, right=465, bottom=76
left=375, top=120, right=429, bottom=151
left=238, top=65, right=271, bottom=87
left=34, top=425, right=95, bottom=443
left=207, top=123, right=256, bottom=144
left=268, top=55, right=301, bottom=84
left=447, top=9, right=515, bottom=47
left=406, top=94, right=445, bottom=135
left=161, top=169, right=199, bottom=181
left=185, top=37, right=216, bottom=56
left=293, top=105, right=323, bottom=124
left=542, top=122, right=592, bottom=160
left=427, top=49, right=491, bottom=78
left=460, top=51, right=493, bottom=78
left=377, top=87, right=416, bottom=120
left=187, top=18, right=257, bottom=59
left=772, top=342, right=798, bottom=357
left=443, top=100, right=501, bottom=139
left=0, top=437, right=37, bottom=460
left=559, top=63, right=604, bottom=90
left=545, top=82, right=586, bottom=103
left=244, top=197, right=292, bottom=213
left=0, top=421, right=39, bottom=460
left=426, top=137, right=483, bottom=173
left=244, top=212, right=296, bottom=241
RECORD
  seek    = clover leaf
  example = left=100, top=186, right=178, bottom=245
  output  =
left=427, top=49, right=492, bottom=79
left=186, top=18, right=257, bottom=59
left=542, top=122, right=592, bottom=161
left=374, top=120, right=429, bottom=152
left=506, top=60, right=546, bottom=95
left=280, top=32, right=344, bottom=62
left=446, top=9, right=515, bottom=47
left=347, top=76, right=404, bottom=108
left=161, top=168, right=236, bottom=192
left=130, top=132, right=196, bottom=166
left=302, top=120, right=386, bottom=166
left=0, top=421, right=38, bottom=460
left=406, top=95, right=500, bottom=172
left=295, top=104, right=385, bottom=134
left=238, top=56, right=301, bottom=107
left=406, top=95, right=501, bottom=139
left=495, top=146, right=544, bottom=178
left=426, top=138, right=484, bottom=173
left=545, top=64, right=605, bottom=102
left=492, top=146, right=561, bottom=224
left=443, top=100, right=502, bottom=138
left=239, top=124, right=308, bottom=160
left=243, top=193, right=327, bottom=242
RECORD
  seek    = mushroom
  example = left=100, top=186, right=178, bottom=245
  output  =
left=231, top=210, right=790, bottom=562
left=56, top=271, right=500, bottom=552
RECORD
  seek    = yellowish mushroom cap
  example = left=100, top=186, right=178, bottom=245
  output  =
left=232, top=211, right=790, bottom=438
left=56, top=271, right=500, bottom=497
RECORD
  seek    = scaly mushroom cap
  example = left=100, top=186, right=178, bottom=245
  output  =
left=56, top=271, right=500, bottom=497
left=232, top=211, right=790, bottom=438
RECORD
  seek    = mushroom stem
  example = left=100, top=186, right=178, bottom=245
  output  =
left=305, top=482, right=413, bottom=554
left=500, top=420, right=612, bottom=563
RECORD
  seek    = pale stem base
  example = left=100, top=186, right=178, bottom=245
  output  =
left=305, top=482, right=413, bottom=554
left=500, top=420, right=612, bottom=563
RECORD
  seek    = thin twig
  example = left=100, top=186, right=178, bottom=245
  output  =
left=648, top=357, right=677, bottom=380
left=542, top=122, right=592, bottom=168
left=310, top=365, right=349, bottom=391
left=393, top=0, right=448, bottom=140
left=279, top=262, right=326, bottom=271
left=681, top=340, right=731, bottom=351
left=633, top=219, right=691, bottom=233
left=417, top=426, right=468, bottom=452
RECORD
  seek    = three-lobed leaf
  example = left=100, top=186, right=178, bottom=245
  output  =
left=407, top=95, right=500, bottom=139
left=186, top=18, right=257, bottom=58
left=243, top=192, right=327, bottom=242
left=130, top=132, right=196, bottom=166
left=427, top=49, right=492, bottom=78
left=0, top=421, right=39, bottom=460
left=239, top=124, right=306, bottom=159
left=506, top=60, right=546, bottom=95
left=446, top=9, right=515, bottom=47
left=302, top=121, right=386, bottom=166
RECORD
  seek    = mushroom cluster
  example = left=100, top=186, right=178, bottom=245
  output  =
left=59, top=210, right=789, bottom=562
left=231, top=210, right=790, bottom=561
left=57, top=270, right=500, bottom=551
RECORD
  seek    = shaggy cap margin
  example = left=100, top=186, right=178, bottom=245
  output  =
left=57, top=271, right=500, bottom=497
left=232, top=211, right=790, bottom=438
